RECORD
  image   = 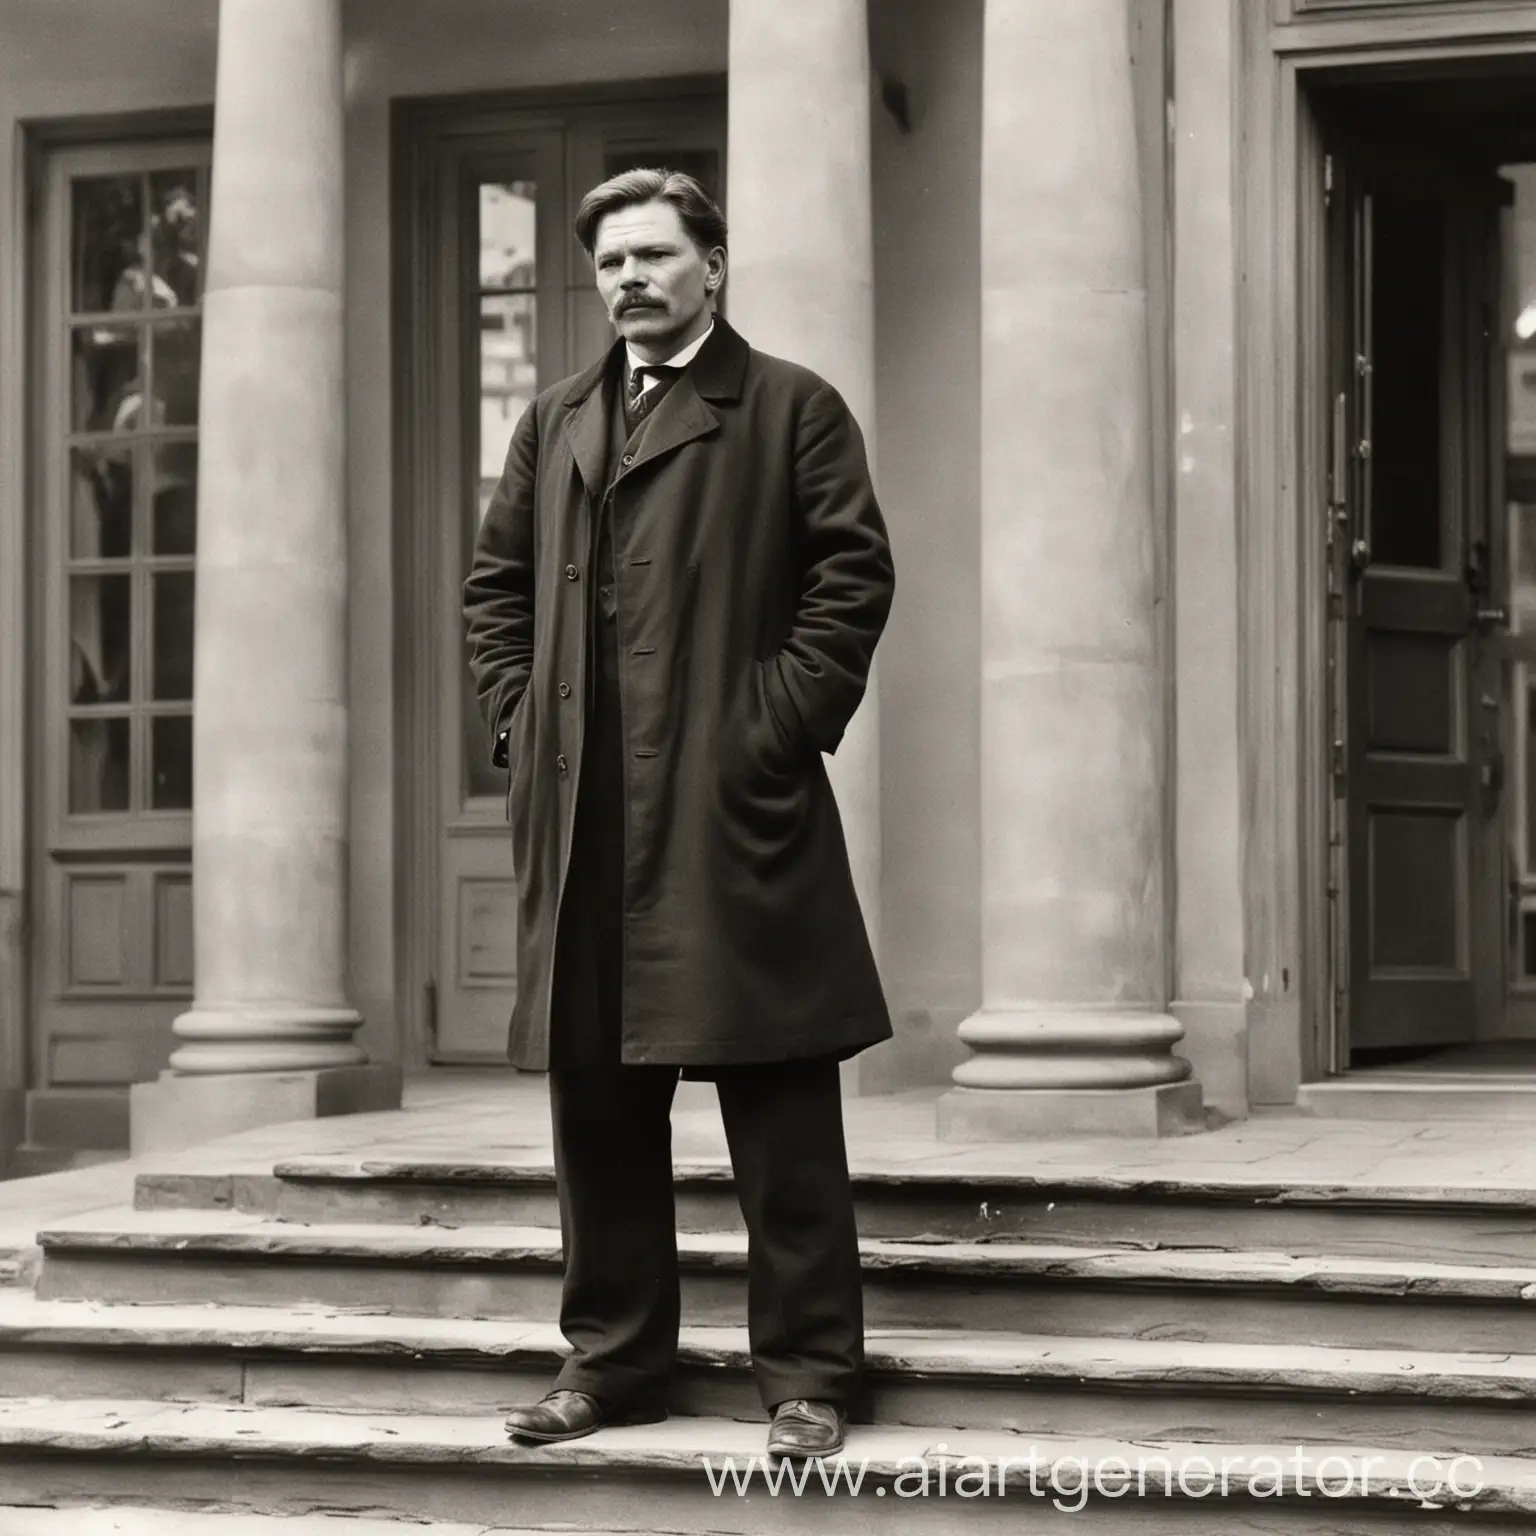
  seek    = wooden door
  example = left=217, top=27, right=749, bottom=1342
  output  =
left=406, top=94, right=726, bottom=1063
left=432, top=131, right=565, bottom=1063
left=1328, top=145, right=1508, bottom=1055
left=29, top=140, right=209, bottom=1105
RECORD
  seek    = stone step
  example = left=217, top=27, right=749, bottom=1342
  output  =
left=0, top=1513, right=598, bottom=1535
left=6, top=1296, right=1536, bottom=1453
left=1298, top=1080, right=1536, bottom=1120
left=0, top=1397, right=1524, bottom=1533
left=35, top=1209, right=1536, bottom=1353
left=134, top=1156, right=1536, bottom=1266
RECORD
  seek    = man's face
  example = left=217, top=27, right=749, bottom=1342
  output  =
left=593, top=199, right=724, bottom=357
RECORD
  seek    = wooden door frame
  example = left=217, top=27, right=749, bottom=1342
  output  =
left=1238, top=3, right=1536, bottom=1093
left=390, top=77, right=726, bottom=1069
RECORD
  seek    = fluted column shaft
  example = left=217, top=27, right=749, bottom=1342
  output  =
left=726, top=0, right=881, bottom=956
left=942, top=0, right=1194, bottom=1128
left=170, top=0, right=362, bottom=1074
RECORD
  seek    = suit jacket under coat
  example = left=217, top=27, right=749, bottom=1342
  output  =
left=463, top=316, right=895, bottom=1070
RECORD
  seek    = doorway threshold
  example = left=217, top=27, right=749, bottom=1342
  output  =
left=1299, top=1043, right=1536, bottom=1119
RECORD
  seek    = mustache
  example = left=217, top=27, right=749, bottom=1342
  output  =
left=616, top=296, right=663, bottom=314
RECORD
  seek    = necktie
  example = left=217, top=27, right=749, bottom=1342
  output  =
left=626, top=364, right=680, bottom=424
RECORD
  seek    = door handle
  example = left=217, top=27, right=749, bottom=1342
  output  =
left=1482, top=745, right=1506, bottom=816
left=1477, top=605, right=1509, bottom=628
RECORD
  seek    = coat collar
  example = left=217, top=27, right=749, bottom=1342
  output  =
left=562, top=314, right=750, bottom=494
left=560, top=313, right=750, bottom=408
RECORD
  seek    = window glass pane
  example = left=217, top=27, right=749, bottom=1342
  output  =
left=70, top=574, right=132, bottom=704
left=153, top=571, right=194, bottom=701
left=150, top=169, right=203, bottom=307
left=152, top=442, right=198, bottom=555
left=1369, top=190, right=1444, bottom=569
left=73, top=175, right=144, bottom=314
left=151, top=715, right=192, bottom=810
left=72, top=325, right=143, bottom=433
left=463, top=292, right=538, bottom=801
left=479, top=295, right=537, bottom=513
left=152, top=319, right=200, bottom=426
left=70, top=717, right=130, bottom=813
left=70, top=446, right=133, bottom=560
left=480, top=180, right=536, bottom=289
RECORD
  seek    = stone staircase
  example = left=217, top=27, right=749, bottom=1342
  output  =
left=3, top=1150, right=1536, bottom=1530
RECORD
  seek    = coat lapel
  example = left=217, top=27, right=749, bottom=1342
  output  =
left=561, top=346, right=619, bottom=498
left=560, top=315, right=752, bottom=491
left=618, top=372, right=717, bottom=480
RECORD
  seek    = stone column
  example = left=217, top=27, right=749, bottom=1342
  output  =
left=131, top=0, right=399, bottom=1155
left=1170, top=0, right=1246, bottom=1118
left=938, top=0, right=1201, bottom=1139
left=726, top=0, right=881, bottom=968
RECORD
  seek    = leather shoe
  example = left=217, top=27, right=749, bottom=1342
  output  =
left=504, top=1389, right=664, bottom=1443
left=766, top=1398, right=845, bottom=1458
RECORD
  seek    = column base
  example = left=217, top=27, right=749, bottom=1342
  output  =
left=936, top=1080, right=1205, bottom=1141
left=1170, top=998, right=1248, bottom=1121
left=129, top=1062, right=403, bottom=1157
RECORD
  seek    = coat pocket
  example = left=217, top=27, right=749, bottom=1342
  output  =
left=503, top=688, right=535, bottom=818
left=754, top=656, right=806, bottom=772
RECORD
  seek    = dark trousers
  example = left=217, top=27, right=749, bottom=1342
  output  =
left=546, top=553, right=863, bottom=1413
left=548, top=1057, right=865, bottom=1413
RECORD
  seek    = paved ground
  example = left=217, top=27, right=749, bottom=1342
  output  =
left=12, top=1072, right=1536, bottom=1253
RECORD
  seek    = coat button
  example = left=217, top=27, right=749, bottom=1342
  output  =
left=557, top=753, right=568, bottom=774
left=564, top=563, right=578, bottom=581
left=559, top=682, right=571, bottom=698
left=621, top=453, right=635, bottom=466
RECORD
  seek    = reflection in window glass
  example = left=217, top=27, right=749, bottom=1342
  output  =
left=480, top=181, right=536, bottom=289
left=153, top=320, right=201, bottom=427
left=70, top=447, right=133, bottom=560
left=1510, top=166, right=1536, bottom=455
left=480, top=294, right=538, bottom=517
left=70, top=574, right=132, bottom=705
left=72, top=326, right=142, bottom=433
left=151, top=715, right=193, bottom=810
left=70, top=717, right=131, bottom=813
left=153, top=571, right=195, bottom=701
left=152, top=442, right=198, bottom=555
left=73, top=175, right=144, bottom=315
left=151, top=170, right=202, bottom=307
left=64, top=166, right=204, bottom=819
left=465, top=179, right=539, bottom=801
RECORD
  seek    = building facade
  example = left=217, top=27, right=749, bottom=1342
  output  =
left=4, top=0, right=1536, bottom=1162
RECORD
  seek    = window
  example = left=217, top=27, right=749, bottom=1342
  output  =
left=62, top=157, right=207, bottom=819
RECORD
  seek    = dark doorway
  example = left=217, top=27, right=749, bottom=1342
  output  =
left=1313, top=65, right=1536, bottom=1066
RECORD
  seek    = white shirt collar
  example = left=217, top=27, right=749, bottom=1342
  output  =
left=625, top=315, right=714, bottom=381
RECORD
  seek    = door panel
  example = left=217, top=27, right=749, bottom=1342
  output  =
left=1330, top=145, right=1507, bottom=1054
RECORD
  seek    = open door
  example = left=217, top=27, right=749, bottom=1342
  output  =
left=1326, top=143, right=1510, bottom=1058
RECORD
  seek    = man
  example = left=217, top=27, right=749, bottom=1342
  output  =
left=463, top=168, right=893, bottom=1459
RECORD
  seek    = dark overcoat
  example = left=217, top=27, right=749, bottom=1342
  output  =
left=463, top=316, right=894, bottom=1070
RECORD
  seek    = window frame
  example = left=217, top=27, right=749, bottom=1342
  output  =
left=41, top=137, right=211, bottom=853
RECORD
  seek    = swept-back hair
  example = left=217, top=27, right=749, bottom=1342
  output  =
left=573, top=167, right=728, bottom=258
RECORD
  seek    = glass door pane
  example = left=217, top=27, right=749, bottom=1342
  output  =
left=463, top=175, right=539, bottom=800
